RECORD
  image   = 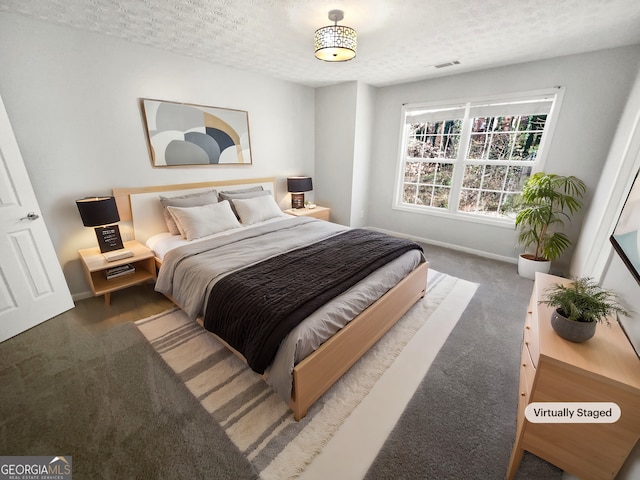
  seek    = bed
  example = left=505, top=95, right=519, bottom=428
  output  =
left=113, top=177, right=428, bottom=420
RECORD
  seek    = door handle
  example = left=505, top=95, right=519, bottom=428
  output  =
left=20, top=212, right=40, bottom=221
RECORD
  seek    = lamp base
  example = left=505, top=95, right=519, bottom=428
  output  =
left=291, top=193, right=305, bottom=209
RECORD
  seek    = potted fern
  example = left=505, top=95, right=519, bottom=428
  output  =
left=541, top=277, right=630, bottom=342
left=512, top=172, right=586, bottom=279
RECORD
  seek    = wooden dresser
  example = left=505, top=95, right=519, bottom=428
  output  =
left=507, top=273, right=640, bottom=480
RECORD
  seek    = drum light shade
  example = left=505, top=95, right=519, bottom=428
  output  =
left=76, top=196, right=120, bottom=227
left=287, top=176, right=313, bottom=209
left=287, top=177, right=313, bottom=194
left=314, top=10, right=357, bottom=62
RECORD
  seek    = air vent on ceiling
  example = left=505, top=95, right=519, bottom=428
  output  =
left=434, top=60, right=461, bottom=69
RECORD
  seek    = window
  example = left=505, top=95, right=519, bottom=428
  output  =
left=395, top=89, right=563, bottom=224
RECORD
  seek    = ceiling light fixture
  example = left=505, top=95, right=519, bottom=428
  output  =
left=314, top=9, right=357, bottom=62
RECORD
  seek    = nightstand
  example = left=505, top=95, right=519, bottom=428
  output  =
left=284, top=205, right=330, bottom=221
left=79, top=240, right=156, bottom=306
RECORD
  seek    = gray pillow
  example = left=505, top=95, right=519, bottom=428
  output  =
left=159, top=189, right=218, bottom=235
left=218, top=185, right=262, bottom=199
left=218, top=187, right=270, bottom=217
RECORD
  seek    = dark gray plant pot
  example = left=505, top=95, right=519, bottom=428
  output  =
left=550, top=309, right=597, bottom=343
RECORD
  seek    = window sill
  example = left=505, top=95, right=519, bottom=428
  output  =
left=392, top=203, right=516, bottom=229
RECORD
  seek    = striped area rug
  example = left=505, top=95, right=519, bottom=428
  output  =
left=135, top=269, right=473, bottom=479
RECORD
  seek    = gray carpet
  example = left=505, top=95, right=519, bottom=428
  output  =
left=0, top=311, right=258, bottom=479
left=364, top=244, right=562, bottom=480
left=0, top=245, right=563, bottom=479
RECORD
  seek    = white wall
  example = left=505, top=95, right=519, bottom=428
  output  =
left=350, top=82, right=376, bottom=228
left=315, top=81, right=375, bottom=227
left=571, top=65, right=640, bottom=353
left=366, top=46, right=640, bottom=274
left=314, top=82, right=357, bottom=225
left=0, top=12, right=314, bottom=297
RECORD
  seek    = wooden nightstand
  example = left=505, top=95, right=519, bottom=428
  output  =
left=284, top=205, right=330, bottom=221
left=79, top=240, right=156, bottom=306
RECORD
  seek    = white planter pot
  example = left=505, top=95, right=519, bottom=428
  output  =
left=517, top=254, right=551, bottom=280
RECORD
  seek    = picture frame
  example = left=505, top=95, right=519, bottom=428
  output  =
left=96, top=225, right=124, bottom=253
left=610, top=170, right=640, bottom=285
left=140, top=99, right=252, bottom=166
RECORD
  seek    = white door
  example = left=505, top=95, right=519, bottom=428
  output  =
left=0, top=94, right=74, bottom=342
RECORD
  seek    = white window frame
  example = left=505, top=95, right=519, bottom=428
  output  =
left=392, top=87, right=565, bottom=228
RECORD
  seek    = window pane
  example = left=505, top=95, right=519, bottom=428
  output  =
left=471, top=118, right=489, bottom=132
left=505, top=166, right=532, bottom=191
left=409, top=120, right=462, bottom=160
left=513, top=131, right=543, bottom=160
left=432, top=187, right=450, bottom=208
left=441, top=134, right=460, bottom=159
left=518, top=114, right=547, bottom=131
left=471, top=115, right=548, bottom=162
left=403, top=184, right=417, bottom=203
left=463, top=165, right=483, bottom=189
left=436, top=163, right=454, bottom=186
left=460, top=165, right=525, bottom=216
left=407, top=138, right=424, bottom=158
left=404, top=162, right=420, bottom=182
left=483, top=165, right=508, bottom=190
left=420, top=162, right=437, bottom=184
left=402, top=160, right=452, bottom=209
left=458, top=190, right=478, bottom=213
left=417, top=185, right=432, bottom=206
left=468, top=134, right=488, bottom=159
left=501, top=192, right=518, bottom=212
left=488, top=133, right=512, bottom=160
left=478, top=191, right=501, bottom=215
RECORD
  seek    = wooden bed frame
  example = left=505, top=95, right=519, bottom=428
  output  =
left=113, top=177, right=429, bottom=420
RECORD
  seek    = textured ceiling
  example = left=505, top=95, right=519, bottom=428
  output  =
left=2, top=0, right=640, bottom=87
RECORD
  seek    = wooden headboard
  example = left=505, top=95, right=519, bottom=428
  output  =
left=113, top=177, right=277, bottom=222
left=112, top=177, right=277, bottom=244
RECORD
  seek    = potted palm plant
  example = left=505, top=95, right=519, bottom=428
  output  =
left=512, top=172, right=586, bottom=279
left=541, top=277, right=630, bottom=342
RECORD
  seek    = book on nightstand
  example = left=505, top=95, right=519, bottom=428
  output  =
left=105, top=263, right=135, bottom=280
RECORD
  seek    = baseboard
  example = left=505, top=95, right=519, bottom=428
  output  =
left=72, top=291, right=94, bottom=302
left=366, top=226, right=518, bottom=265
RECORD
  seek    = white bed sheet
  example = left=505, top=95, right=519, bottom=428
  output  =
left=147, top=215, right=293, bottom=260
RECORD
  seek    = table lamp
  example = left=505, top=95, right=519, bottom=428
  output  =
left=76, top=196, right=133, bottom=261
left=287, top=176, right=313, bottom=209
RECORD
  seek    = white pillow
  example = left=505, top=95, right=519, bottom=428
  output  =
left=166, top=201, right=241, bottom=240
left=233, top=195, right=286, bottom=225
left=159, top=189, right=218, bottom=235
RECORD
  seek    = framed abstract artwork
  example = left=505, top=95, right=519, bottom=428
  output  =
left=141, top=99, right=252, bottom=166
left=610, top=170, right=640, bottom=285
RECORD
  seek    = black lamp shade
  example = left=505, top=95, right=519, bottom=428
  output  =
left=76, top=196, right=120, bottom=227
left=287, top=177, right=313, bottom=193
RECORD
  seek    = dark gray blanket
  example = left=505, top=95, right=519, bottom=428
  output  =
left=203, top=229, right=423, bottom=374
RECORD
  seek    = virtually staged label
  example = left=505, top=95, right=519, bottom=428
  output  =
left=525, top=402, right=621, bottom=423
